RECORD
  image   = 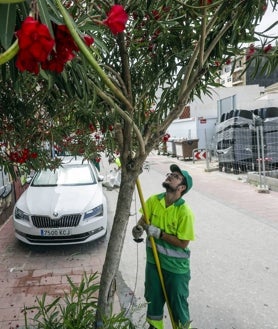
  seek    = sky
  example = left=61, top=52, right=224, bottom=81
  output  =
left=255, top=4, right=278, bottom=38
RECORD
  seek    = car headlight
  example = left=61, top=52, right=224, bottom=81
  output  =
left=84, top=205, right=103, bottom=220
left=14, top=207, right=29, bottom=221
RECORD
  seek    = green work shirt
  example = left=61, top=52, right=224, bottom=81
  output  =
left=141, top=193, right=195, bottom=274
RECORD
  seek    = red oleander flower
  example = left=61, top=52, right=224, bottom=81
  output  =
left=8, top=148, right=37, bottom=163
left=89, top=124, right=96, bottom=132
left=103, top=5, right=128, bottom=35
left=163, top=133, right=170, bottom=142
left=30, top=152, right=38, bottom=159
left=42, top=24, right=81, bottom=73
left=262, top=3, right=267, bottom=12
left=246, top=44, right=255, bottom=60
left=16, top=50, right=40, bottom=74
left=200, top=0, right=212, bottom=4
left=16, top=17, right=55, bottom=62
left=152, top=10, right=161, bottom=20
left=55, top=24, right=79, bottom=62
left=84, top=35, right=94, bottom=46
left=41, top=51, right=65, bottom=73
left=16, top=18, right=94, bottom=74
left=15, top=16, right=55, bottom=74
left=264, top=44, right=272, bottom=53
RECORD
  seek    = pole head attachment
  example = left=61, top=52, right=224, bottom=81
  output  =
left=133, top=238, right=144, bottom=243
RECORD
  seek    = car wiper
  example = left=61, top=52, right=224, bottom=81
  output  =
left=32, top=184, right=58, bottom=187
left=57, top=183, right=95, bottom=186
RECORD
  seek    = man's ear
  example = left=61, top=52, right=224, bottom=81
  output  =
left=179, top=185, right=186, bottom=194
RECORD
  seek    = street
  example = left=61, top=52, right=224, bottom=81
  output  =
left=0, top=152, right=278, bottom=329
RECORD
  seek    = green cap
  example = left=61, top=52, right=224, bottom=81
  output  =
left=170, top=164, right=193, bottom=195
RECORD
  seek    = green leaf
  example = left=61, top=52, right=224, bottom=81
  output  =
left=71, top=68, right=83, bottom=98
left=0, top=3, right=16, bottom=49
left=38, top=0, right=54, bottom=38
left=0, top=0, right=24, bottom=3
left=17, top=1, right=29, bottom=17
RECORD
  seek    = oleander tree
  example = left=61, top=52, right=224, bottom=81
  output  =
left=1, top=0, right=278, bottom=326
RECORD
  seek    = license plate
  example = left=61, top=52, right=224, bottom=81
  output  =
left=40, top=229, right=72, bottom=236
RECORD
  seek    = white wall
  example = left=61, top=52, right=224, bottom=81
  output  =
left=189, top=85, right=265, bottom=119
left=167, top=117, right=197, bottom=140
left=197, top=117, right=217, bottom=149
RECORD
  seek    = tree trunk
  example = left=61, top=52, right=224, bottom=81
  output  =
left=96, top=165, right=140, bottom=325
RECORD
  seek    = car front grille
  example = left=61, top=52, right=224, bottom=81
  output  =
left=31, top=214, right=81, bottom=228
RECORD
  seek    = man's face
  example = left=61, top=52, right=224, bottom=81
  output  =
left=162, top=171, right=186, bottom=194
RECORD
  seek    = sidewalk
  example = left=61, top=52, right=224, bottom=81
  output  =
left=119, top=153, right=278, bottom=329
left=0, top=217, right=112, bottom=328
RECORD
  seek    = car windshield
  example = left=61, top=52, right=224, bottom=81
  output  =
left=31, top=164, right=97, bottom=186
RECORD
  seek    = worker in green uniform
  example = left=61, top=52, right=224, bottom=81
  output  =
left=132, top=164, right=195, bottom=329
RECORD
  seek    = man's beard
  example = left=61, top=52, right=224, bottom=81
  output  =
left=162, top=181, right=179, bottom=193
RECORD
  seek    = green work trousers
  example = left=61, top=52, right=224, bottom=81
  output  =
left=145, top=262, right=191, bottom=329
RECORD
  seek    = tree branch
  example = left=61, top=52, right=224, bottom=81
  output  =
left=95, top=86, right=145, bottom=155
left=178, top=5, right=234, bottom=103
left=203, top=20, right=234, bottom=63
left=102, top=64, right=129, bottom=98
left=199, top=4, right=207, bottom=66
left=55, top=0, right=133, bottom=111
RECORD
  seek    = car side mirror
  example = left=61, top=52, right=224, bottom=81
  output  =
left=98, top=174, right=104, bottom=182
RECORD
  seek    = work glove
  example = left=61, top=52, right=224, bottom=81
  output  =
left=146, top=225, right=161, bottom=239
left=132, top=225, right=144, bottom=240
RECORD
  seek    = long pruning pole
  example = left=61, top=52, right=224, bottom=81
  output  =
left=136, top=179, right=176, bottom=329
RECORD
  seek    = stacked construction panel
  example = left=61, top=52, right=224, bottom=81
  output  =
left=255, top=107, right=278, bottom=170
left=216, top=110, right=256, bottom=173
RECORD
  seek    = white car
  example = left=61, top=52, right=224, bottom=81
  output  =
left=13, top=156, right=107, bottom=245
